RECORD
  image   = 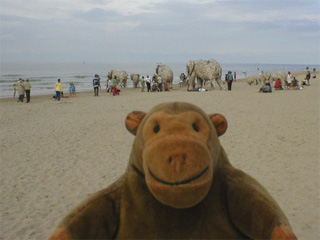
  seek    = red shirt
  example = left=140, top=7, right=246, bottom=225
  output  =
left=274, top=80, right=282, bottom=89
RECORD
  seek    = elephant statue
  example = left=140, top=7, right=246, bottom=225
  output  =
left=155, top=65, right=174, bottom=89
left=186, top=59, right=223, bottom=90
left=108, top=70, right=128, bottom=88
left=268, top=72, right=286, bottom=86
left=130, top=74, right=140, bottom=88
left=246, top=76, right=259, bottom=85
left=246, top=72, right=270, bottom=86
left=246, top=72, right=286, bottom=87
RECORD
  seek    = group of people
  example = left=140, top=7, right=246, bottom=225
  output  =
left=14, top=78, right=32, bottom=103
left=54, top=79, right=76, bottom=100
left=140, top=75, right=169, bottom=92
left=104, top=75, right=120, bottom=96
left=284, top=68, right=311, bottom=90
left=259, top=67, right=315, bottom=93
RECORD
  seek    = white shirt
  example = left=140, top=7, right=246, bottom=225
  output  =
left=287, top=74, right=292, bottom=83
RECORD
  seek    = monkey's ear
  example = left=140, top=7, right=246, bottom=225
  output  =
left=125, top=111, right=146, bottom=135
left=209, top=113, right=228, bottom=137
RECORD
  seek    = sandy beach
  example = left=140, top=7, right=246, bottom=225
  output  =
left=0, top=71, right=319, bottom=239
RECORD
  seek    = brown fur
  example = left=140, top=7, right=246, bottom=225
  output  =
left=49, top=102, right=297, bottom=240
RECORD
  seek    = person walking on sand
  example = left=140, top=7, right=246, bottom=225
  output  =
left=234, top=72, right=237, bottom=82
left=93, top=74, right=100, bottom=96
left=55, top=79, right=63, bottom=101
left=16, top=78, right=25, bottom=102
left=24, top=79, right=32, bottom=103
left=140, top=76, right=146, bottom=92
left=226, top=71, right=234, bottom=91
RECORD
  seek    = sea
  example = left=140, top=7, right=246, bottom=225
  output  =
left=1, top=62, right=318, bottom=99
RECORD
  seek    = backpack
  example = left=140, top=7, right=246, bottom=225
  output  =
left=93, top=79, right=99, bottom=86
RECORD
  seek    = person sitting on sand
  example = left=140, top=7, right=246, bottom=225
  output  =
left=274, top=78, right=283, bottom=90
left=187, top=87, right=208, bottom=92
left=291, top=77, right=303, bottom=90
left=302, top=78, right=308, bottom=86
left=291, top=77, right=298, bottom=88
left=259, top=82, right=272, bottom=93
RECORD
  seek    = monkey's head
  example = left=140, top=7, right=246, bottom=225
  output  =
left=125, top=102, right=227, bottom=209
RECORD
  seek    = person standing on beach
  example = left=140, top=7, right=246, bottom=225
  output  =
left=226, top=71, right=234, bottom=91
left=305, top=67, right=311, bottom=85
left=108, top=78, right=113, bottom=94
left=140, top=76, right=146, bottom=92
left=24, top=79, right=32, bottom=103
left=158, top=76, right=163, bottom=91
left=69, top=83, right=73, bottom=97
left=286, top=72, right=292, bottom=88
left=233, top=72, right=237, bottom=82
left=113, top=76, right=119, bottom=96
left=16, top=78, right=25, bottom=102
left=93, top=74, right=100, bottom=96
left=146, top=75, right=151, bottom=92
left=13, top=84, right=17, bottom=98
left=55, top=79, right=63, bottom=101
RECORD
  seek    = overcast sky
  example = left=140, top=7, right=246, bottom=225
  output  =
left=1, top=0, right=319, bottom=64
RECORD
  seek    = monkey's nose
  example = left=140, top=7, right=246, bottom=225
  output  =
left=168, top=155, right=186, bottom=174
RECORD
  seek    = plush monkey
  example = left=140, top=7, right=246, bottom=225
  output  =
left=49, top=102, right=297, bottom=239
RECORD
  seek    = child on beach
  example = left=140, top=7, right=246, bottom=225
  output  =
left=71, top=84, right=76, bottom=96
left=69, top=83, right=72, bottom=97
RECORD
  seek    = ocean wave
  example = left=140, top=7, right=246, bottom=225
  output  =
left=1, top=74, right=24, bottom=77
left=0, top=80, right=19, bottom=83
left=74, top=75, right=90, bottom=79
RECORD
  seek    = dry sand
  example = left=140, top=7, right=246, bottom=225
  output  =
left=0, top=71, right=319, bottom=239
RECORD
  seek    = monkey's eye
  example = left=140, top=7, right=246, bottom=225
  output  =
left=154, top=124, right=160, bottom=133
left=192, top=123, right=200, bottom=132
